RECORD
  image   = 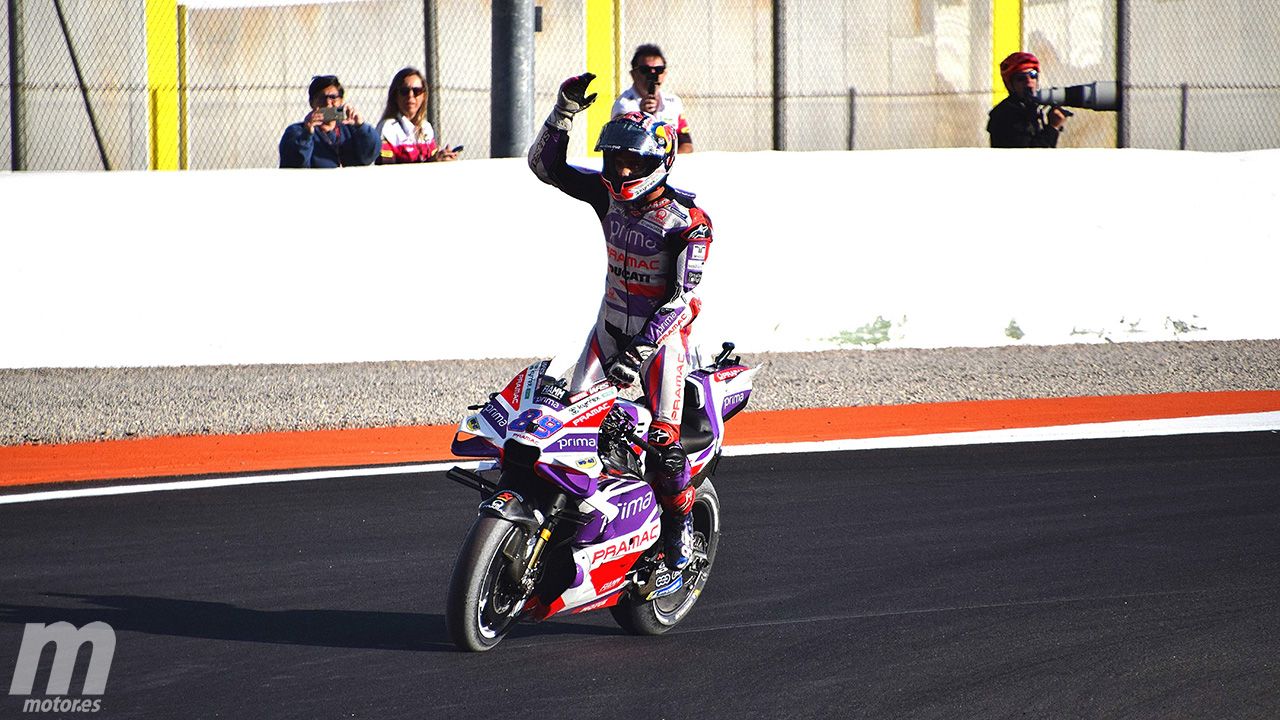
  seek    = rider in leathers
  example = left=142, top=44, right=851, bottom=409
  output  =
left=529, top=73, right=711, bottom=571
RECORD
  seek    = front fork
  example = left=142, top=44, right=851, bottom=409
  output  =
left=509, top=493, right=567, bottom=589
left=447, top=467, right=589, bottom=612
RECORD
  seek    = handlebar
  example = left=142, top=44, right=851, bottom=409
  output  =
left=626, top=432, right=658, bottom=455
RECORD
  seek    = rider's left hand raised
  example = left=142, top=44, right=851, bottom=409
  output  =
left=548, top=72, right=597, bottom=131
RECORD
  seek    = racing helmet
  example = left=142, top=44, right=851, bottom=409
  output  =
left=595, top=111, right=677, bottom=202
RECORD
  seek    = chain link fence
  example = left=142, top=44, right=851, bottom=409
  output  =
left=1119, top=0, right=1280, bottom=150
left=3, top=0, right=1277, bottom=171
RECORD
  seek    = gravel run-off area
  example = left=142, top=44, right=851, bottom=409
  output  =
left=2, top=340, right=1278, bottom=446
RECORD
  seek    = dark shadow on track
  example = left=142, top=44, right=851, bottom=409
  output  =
left=0, top=593, right=619, bottom=653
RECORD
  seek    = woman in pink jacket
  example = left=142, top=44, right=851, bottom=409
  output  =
left=375, top=67, right=460, bottom=164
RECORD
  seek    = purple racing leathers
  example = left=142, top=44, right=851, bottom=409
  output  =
left=528, top=120, right=712, bottom=497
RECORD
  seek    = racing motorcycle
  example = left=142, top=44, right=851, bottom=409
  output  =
left=443, top=343, right=755, bottom=651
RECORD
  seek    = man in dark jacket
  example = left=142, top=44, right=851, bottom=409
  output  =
left=279, top=75, right=379, bottom=168
left=987, top=52, right=1068, bottom=148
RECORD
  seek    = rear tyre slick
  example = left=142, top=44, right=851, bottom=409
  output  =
left=610, top=478, right=721, bottom=635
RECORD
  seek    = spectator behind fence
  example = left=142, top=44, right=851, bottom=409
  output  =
left=279, top=74, right=379, bottom=168
left=611, top=44, right=693, bottom=153
left=987, top=52, right=1068, bottom=148
left=376, top=67, right=460, bottom=164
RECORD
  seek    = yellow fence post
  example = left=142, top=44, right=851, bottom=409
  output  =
left=991, top=0, right=1022, bottom=107
left=584, top=0, right=619, bottom=157
left=147, top=0, right=180, bottom=170
left=178, top=3, right=188, bottom=170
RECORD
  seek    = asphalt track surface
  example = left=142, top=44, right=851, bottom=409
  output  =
left=2, top=433, right=1278, bottom=719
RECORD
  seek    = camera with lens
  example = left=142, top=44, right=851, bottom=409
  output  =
left=1034, top=80, right=1119, bottom=113
left=637, top=65, right=663, bottom=95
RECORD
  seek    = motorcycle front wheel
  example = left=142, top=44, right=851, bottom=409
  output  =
left=445, top=516, right=530, bottom=652
left=610, top=478, right=721, bottom=635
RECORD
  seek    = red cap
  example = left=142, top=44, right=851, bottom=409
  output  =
left=1000, top=52, right=1040, bottom=78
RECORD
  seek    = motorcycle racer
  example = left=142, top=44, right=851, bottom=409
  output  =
left=528, top=72, right=712, bottom=571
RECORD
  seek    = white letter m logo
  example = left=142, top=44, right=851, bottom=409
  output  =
left=9, top=622, right=116, bottom=696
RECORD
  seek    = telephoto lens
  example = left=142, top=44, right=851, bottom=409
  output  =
left=1035, top=80, right=1119, bottom=111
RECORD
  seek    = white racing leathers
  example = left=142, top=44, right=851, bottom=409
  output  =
left=528, top=120, right=712, bottom=495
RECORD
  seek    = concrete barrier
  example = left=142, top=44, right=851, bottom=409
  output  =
left=2, top=147, right=1277, bottom=368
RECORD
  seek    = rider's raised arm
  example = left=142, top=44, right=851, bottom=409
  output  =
left=527, top=123, right=607, bottom=214
left=528, top=74, right=609, bottom=217
left=636, top=207, right=713, bottom=347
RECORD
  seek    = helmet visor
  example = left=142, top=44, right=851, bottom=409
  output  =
left=594, top=120, right=664, bottom=157
left=603, top=150, right=663, bottom=182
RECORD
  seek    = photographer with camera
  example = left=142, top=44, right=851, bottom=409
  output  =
left=279, top=74, right=379, bottom=168
left=987, top=52, right=1067, bottom=148
left=612, top=44, right=693, bottom=153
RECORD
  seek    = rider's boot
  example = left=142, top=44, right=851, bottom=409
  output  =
left=651, top=420, right=695, bottom=571
left=660, top=501, right=694, bottom=571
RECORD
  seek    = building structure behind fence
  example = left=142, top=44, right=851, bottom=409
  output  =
left=3, top=0, right=1277, bottom=171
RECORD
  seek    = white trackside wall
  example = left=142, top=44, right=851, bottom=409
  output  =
left=1, top=148, right=1277, bottom=368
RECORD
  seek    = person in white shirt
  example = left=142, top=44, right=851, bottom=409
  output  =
left=375, top=67, right=460, bottom=164
left=611, top=44, right=693, bottom=153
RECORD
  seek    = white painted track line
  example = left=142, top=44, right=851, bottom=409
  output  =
left=2, top=411, right=1277, bottom=506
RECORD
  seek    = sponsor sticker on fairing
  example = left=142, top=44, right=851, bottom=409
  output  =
left=566, top=399, right=613, bottom=427
left=533, top=395, right=566, bottom=412
left=588, top=524, right=660, bottom=568
left=615, top=492, right=654, bottom=521
left=647, top=574, right=684, bottom=600
left=571, top=596, right=616, bottom=615
left=500, top=369, right=525, bottom=408
left=548, top=434, right=597, bottom=453
left=599, top=577, right=626, bottom=595
left=535, top=380, right=570, bottom=406
left=486, top=490, right=523, bottom=511
left=713, top=366, right=747, bottom=382
left=481, top=403, right=509, bottom=433
left=521, top=362, right=548, bottom=405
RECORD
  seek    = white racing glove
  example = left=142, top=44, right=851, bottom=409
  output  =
left=547, top=72, right=597, bottom=131
left=606, top=339, right=655, bottom=388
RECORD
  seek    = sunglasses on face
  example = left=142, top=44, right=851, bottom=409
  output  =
left=1016, top=70, right=1039, bottom=80
left=398, top=86, right=425, bottom=97
left=321, top=92, right=343, bottom=101
left=635, top=65, right=666, bottom=76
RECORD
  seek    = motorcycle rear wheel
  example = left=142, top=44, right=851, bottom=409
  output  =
left=610, top=478, right=721, bottom=635
left=445, top=516, right=529, bottom=652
